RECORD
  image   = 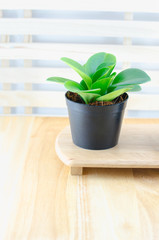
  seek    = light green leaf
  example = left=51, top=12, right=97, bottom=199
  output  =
left=127, top=85, right=141, bottom=92
left=84, top=52, right=116, bottom=78
left=64, top=80, right=84, bottom=91
left=78, top=88, right=101, bottom=94
left=112, top=68, right=151, bottom=86
left=78, top=92, right=101, bottom=104
left=108, top=84, right=141, bottom=93
left=46, top=77, right=73, bottom=84
left=97, top=88, right=132, bottom=102
left=61, top=57, right=92, bottom=89
left=92, top=77, right=112, bottom=95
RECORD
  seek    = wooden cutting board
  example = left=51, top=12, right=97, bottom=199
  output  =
left=55, top=121, right=159, bottom=175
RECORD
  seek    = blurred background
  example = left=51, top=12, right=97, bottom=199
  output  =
left=0, top=0, right=159, bottom=118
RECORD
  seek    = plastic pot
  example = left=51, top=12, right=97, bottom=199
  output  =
left=65, top=92, right=128, bottom=150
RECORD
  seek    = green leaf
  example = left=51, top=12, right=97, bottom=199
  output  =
left=127, top=85, right=141, bottom=92
left=97, top=65, right=116, bottom=81
left=105, top=64, right=116, bottom=76
left=112, top=68, right=151, bottom=86
left=61, top=57, right=92, bottom=89
left=46, top=77, right=74, bottom=84
left=108, top=84, right=141, bottom=93
left=84, top=52, right=116, bottom=78
left=78, top=88, right=101, bottom=94
left=92, top=77, right=112, bottom=95
left=64, top=80, right=84, bottom=91
left=103, top=72, right=117, bottom=87
left=92, top=67, right=110, bottom=82
left=80, top=80, right=88, bottom=90
left=77, top=92, right=101, bottom=104
left=110, top=72, right=117, bottom=79
left=96, top=88, right=132, bottom=102
left=96, top=71, right=117, bottom=90
left=96, top=63, right=108, bottom=71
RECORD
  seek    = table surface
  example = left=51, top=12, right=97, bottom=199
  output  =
left=0, top=117, right=159, bottom=240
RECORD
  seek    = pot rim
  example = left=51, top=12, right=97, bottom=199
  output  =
left=65, top=91, right=129, bottom=108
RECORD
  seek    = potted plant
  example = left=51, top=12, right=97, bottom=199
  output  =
left=47, top=52, right=150, bottom=150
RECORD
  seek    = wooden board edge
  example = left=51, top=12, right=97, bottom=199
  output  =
left=55, top=128, right=73, bottom=167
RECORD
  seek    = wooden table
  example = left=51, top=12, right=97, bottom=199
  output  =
left=0, top=117, right=159, bottom=240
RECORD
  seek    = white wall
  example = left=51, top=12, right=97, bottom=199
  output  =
left=0, top=9, right=159, bottom=117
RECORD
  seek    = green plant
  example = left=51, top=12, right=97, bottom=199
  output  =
left=47, top=52, right=151, bottom=104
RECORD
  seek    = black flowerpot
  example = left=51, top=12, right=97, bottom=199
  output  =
left=65, top=92, right=128, bottom=150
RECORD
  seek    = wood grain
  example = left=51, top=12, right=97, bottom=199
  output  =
left=56, top=121, right=159, bottom=169
left=71, top=167, right=83, bottom=176
left=0, top=117, right=159, bottom=239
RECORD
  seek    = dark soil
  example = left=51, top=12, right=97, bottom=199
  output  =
left=66, top=91, right=85, bottom=104
left=66, top=91, right=127, bottom=106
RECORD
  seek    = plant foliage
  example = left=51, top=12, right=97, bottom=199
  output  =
left=47, top=52, right=151, bottom=104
